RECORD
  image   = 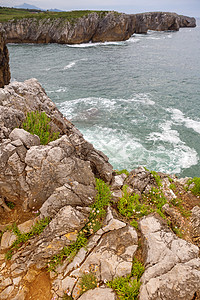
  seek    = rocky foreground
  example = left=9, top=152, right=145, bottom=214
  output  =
left=0, top=79, right=200, bottom=300
left=0, top=11, right=196, bottom=44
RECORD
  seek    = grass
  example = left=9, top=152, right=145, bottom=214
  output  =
left=150, top=171, right=162, bottom=187
left=0, top=7, right=110, bottom=23
left=118, top=186, right=151, bottom=219
left=22, top=111, right=59, bottom=145
left=187, top=177, right=200, bottom=197
left=48, top=178, right=111, bottom=272
left=115, top=169, right=130, bottom=176
left=107, top=259, right=144, bottom=300
left=170, top=198, right=191, bottom=218
left=5, top=200, right=15, bottom=209
left=5, top=217, right=51, bottom=260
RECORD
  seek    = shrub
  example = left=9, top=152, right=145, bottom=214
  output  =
left=187, top=177, right=200, bottom=196
left=22, top=111, right=59, bottom=145
left=118, top=185, right=151, bottom=219
left=80, top=272, right=97, bottom=294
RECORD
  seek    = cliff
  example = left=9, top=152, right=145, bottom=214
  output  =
left=0, top=11, right=196, bottom=44
left=0, top=30, right=10, bottom=87
left=0, top=79, right=200, bottom=300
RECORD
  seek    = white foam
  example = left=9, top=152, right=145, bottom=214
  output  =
left=148, top=121, right=181, bottom=144
left=67, top=41, right=124, bottom=48
left=58, top=120, right=198, bottom=174
left=64, top=61, right=76, bottom=70
left=167, top=108, right=200, bottom=134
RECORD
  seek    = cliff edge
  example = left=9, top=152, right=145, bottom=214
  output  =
left=0, top=30, right=10, bottom=87
left=0, top=11, right=196, bottom=44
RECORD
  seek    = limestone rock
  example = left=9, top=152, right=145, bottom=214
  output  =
left=124, top=166, right=156, bottom=195
left=0, top=79, right=113, bottom=209
left=78, top=287, right=116, bottom=300
left=0, top=30, right=10, bottom=88
left=139, top=215, right=200, bottom=300
left=9, top=128, right=40, bottom=149
left=0, top=12, right=196, bottom=45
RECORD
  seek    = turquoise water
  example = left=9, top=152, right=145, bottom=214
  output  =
left=8, top=20, right=200, bottom=177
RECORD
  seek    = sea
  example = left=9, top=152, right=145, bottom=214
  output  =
left=8, top=18, right=200, bottom=178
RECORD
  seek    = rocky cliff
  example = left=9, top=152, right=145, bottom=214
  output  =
left=0, top=11, right=196, bottom=44
left=0, top=30, right=10, bottom=88
left=0, top=79, right=200, bottom=300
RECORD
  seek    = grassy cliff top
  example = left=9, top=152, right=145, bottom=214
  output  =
left=0, top=7, right=111, bottom=23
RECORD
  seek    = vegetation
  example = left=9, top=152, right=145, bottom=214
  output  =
left=107, top=259, right=145, bottom=300
left=5, top=200, right=15, bottom=209
left=48, top=178, right=111, bottom=271
left=22, top=111, right=59, bottom=145
left=187, top=177, right=200, bottom=197
left=80, top=272, right=98, bottom=294
left=0, top=7, right=111, bottom=23
left=150, top=171, right=162, bottom=187
left=115, top=169, right=130, bottom=176
left=118, top=186, right=151, bottom=219
left=5, top=217, right=51, bottom=260
left=170, top=198, right=191, bottom=218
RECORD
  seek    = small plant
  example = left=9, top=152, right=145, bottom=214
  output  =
left=5, top=200, right=15, bottom=209
left=5, top=217, right=51, bottom=260
left=187, top=177, right=200, bottom=196
left=130, top=219, right=138, bottom=229
left=115, top=169, right=130, bottom=176
left=131, top=258, right=145, bottom=279
left=48, top=233, right=87, bottom=272
left=171, top=198, right=191, bottom=218
left=151, top=171, right=162, bottom=187
left=172, top=225, right=183, bottom=238
left=169, top=183, right=176, bottom=191
left=144, top=187, right=167, bottom=210
left=80, top=272, right=97, bottom=294
left=22, top=111, right=59, bottom=145
left=107, top=259, right=144, bottom=300
left=118, top=186, right=151, bottom=219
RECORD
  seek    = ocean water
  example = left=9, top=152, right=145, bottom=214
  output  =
left=8, top=19, right=200, bottom=177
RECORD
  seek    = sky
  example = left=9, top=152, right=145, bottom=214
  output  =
left=1, top=0, right=200, bottom=17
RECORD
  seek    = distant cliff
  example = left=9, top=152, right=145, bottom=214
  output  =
left=0, top=11, right=196, bottom=44
left=0, top=30, right=10, bottom=88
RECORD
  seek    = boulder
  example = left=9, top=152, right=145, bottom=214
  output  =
left=139, top=215, right=200, bottom=300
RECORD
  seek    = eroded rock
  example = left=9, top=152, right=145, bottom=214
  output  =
left=139, top=214, right=200, bottom=300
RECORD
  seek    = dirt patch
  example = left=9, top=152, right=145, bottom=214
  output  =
left=0, top=201, right=37, bottom=227
left=25, top=270, right=52, bottom=300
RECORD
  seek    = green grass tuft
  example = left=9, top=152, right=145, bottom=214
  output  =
left=22, top=111, right=59, bottom=145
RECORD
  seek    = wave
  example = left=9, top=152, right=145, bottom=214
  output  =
left=167, top=108, right=200, bottom=134
left=79, top=125, right=198, bottom=174
left=64, top=61, right=76, bottom=70
left=67, top=40, right=125, bottom=48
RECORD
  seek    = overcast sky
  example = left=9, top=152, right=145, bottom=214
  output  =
left=2, top=0, right=200, bottom=17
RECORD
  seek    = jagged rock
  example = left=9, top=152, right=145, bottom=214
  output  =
left=191, top=206, right=200, bottom=240
left=9, top=128, right=40, bottom=149
left=124, top=166, right=156, bottom=196
left=0, top=12, right=196, bottom=45
left=111, top=173, right=127, bottom=190
left=0, top=30, right=10, bottom=88
left=1, top=231, right=16, bottom=250
left=78, top=287, right=116, bottom=300
left=0, top=79, right=113, bottom=209
left=50, top=207, right=137, bottom=299
left=92, top=13, right=135, bottom=42
left=139, top=214, right=200, bottom=300
left=8, top=206, right=89, bottom=273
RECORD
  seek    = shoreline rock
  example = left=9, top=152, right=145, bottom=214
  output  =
left=0, top=30, right=10, bottom=88
left=0, top=11, right=196, bottom=45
